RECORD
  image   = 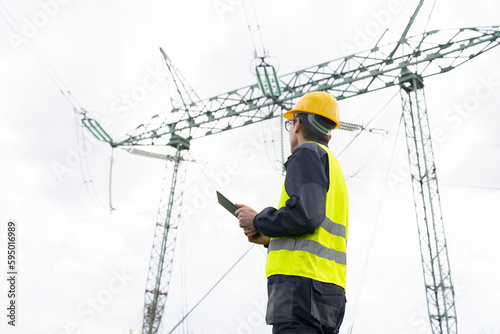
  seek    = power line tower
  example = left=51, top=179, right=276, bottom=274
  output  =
left=84, top=1, right=500, bottom=333
left=138, top=50, right=196, bottom=334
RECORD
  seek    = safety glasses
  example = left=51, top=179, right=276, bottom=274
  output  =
left=284, top=118, right=299, bottom=132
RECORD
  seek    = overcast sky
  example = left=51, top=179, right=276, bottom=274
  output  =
left=1, top=0, right=499, bottom=333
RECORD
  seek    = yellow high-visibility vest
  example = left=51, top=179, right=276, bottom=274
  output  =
left=265, top=142, right=349, bottom=289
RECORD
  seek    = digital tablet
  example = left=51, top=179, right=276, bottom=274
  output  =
left=216, top=191, right=238, bottom=217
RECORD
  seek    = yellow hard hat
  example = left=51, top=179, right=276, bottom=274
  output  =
left=283, top=91, right=340, bottom=129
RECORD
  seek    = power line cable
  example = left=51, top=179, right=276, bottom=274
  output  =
left=73, top=110, right=109, bottom=210
left=242, top=0, right=258, bottom=59
left=259, top=118, right=285, bottom=174
left=108, top=147, right=116, bottom=212
left=167, top=244, right=255, bottom=334
left=345, top=131, right=389, bottom=181
left=179, top=221, right=189, bottom=334
left=440, top=183, right=500, bottom=191
left=73, top=111, right=109, bottom=211
left=0, top=2, right=83, bottom=110
left=472, top=142, right=500, bottom=149
left=250, top=0, right=268, bottom=58
left=0, top=1, right=110, bottom=210
left=185, top=151, right=221, bottom=192
left=423, top=0, right=437, bottom=33
left=346, top=112, right=404, bottom=334
left=242, top=0, right=268, bottom=59
left=337, top=90, right=399, bottom=157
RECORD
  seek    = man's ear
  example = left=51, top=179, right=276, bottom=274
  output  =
left=294, top=118, right=302, bottom=133
left=327, top=134, right=332, bottom=142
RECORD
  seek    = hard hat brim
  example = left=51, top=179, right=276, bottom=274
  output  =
left=282, top=110, right=295, bottom=120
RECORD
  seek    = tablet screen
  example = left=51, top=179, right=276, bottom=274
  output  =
left=216, top=191, right=238, bottom=217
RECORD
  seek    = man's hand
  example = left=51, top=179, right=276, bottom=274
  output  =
left=244, top=229, right=271, bottom=245
left=235, top=203, right=258, bottom=230
left=235, top=204, right=270, bottom=245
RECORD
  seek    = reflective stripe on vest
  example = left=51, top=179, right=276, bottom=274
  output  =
left=265, top=142, right=349, bottom=288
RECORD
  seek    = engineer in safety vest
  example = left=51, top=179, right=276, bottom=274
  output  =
left=235, top=91, right=349, bottom=334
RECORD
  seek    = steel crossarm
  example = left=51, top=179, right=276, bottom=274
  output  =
left=111, top=26, right=500, bottom=148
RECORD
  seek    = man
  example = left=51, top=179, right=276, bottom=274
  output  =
left=235, top=91, right=349, bottom=334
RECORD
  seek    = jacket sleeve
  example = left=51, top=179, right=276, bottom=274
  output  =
left=253, top=145, right=329, bottom=238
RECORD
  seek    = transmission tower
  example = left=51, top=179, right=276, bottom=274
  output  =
left=83, top=1, right=500, bottom=333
